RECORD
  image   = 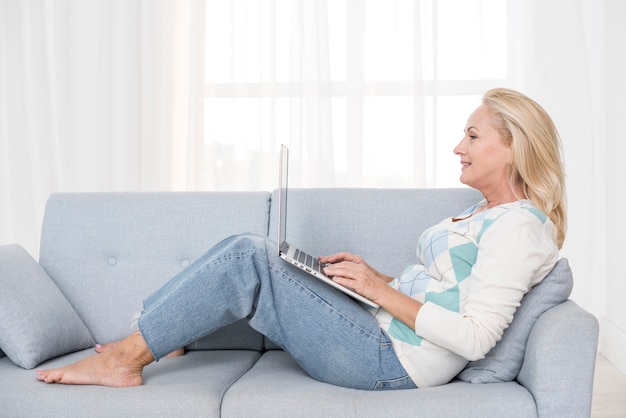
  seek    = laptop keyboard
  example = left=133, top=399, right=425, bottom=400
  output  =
left=293, top=249, right=325, bottom=275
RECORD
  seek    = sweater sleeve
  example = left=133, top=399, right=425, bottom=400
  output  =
left=413, top=207, right=558, bottom=361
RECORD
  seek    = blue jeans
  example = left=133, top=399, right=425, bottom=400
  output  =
left=138, top=234, right=415, bottom=391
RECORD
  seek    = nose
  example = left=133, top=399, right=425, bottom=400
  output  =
left=454, top=137, right=466, bottom=155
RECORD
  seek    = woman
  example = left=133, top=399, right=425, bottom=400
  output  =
left=37, top=88, right=566, bottom=390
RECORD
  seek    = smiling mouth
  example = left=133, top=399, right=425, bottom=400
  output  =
left=461, top=161, right=471, bottom=169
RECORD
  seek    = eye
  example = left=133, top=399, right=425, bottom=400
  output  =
left=465, top=128, right=478, bottom=140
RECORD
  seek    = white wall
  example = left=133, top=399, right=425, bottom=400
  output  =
left=600, top=0, right=626, bottom=375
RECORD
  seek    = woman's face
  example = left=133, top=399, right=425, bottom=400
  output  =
left=454, top=104, right=512, bottom=196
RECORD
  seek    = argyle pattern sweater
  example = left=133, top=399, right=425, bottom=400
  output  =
left=373, top=199, right=559, bottom=388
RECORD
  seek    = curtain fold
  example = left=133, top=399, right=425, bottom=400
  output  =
left=0, top=0, right=62, bottom=256
left=202, top=0, right=427, bottom=190
left=0, top=0, right=205, bottom=255
left=511, top=0, right=604, bottom=315
left=289, top=0, right=335, bottom=187
left=138, top=0, right=205, bottom=191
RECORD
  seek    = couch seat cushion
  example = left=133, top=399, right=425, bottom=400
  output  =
left=222, top=351, right=536, bottom=418
left=0, top=349, right=260, bottom=417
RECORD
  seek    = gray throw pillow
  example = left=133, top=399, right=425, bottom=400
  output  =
left=0, top=244, right=94, bottom=369
left=457, top=258, right=573, bottom=383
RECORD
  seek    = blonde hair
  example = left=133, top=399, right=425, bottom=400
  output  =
left=483, top=88, right=567, bottom=248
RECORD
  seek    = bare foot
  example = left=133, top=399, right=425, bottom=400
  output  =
left=94, top=341, right=117, bottom=353
left=37, top=332, right=154, bottom=387
left=96, top=341, right=184, bottom=358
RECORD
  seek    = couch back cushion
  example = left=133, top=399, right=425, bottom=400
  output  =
left=39, top=192, right=271, bottom=350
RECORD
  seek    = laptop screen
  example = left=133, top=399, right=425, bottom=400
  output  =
left=277, top=145, right=289, bottom=252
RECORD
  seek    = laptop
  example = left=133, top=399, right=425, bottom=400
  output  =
left=276, top=145, right=380, bottom=309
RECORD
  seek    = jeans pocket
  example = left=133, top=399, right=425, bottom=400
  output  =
left=373, top=375, right=416, bottom=391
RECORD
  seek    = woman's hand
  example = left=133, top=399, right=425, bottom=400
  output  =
left=319, top=252, right=393, bottom=305
left=320, top=252, right=422, bottom=329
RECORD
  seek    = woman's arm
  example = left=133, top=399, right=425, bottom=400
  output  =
left=320, top=253, right=423, bottom=328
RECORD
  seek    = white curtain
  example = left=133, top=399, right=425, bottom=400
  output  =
left=203, top=0, right=340, bottom=190
left=0, top=0, right=610, bottom=317
left=0, top=0, right=205, bottom=255
left=203, top=0, right=427, bottom=190
left=510, top=0, right=605, bottom=316
left=1, top=1, right=59, bottom=257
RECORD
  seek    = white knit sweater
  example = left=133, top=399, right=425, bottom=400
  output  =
left=372, top=199, right=559, bottom=388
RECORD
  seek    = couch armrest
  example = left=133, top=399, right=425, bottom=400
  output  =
left=517, top=300, right=599, bottom=418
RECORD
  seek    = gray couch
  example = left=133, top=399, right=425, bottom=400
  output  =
left=0, top=188, right=599, bottom=417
